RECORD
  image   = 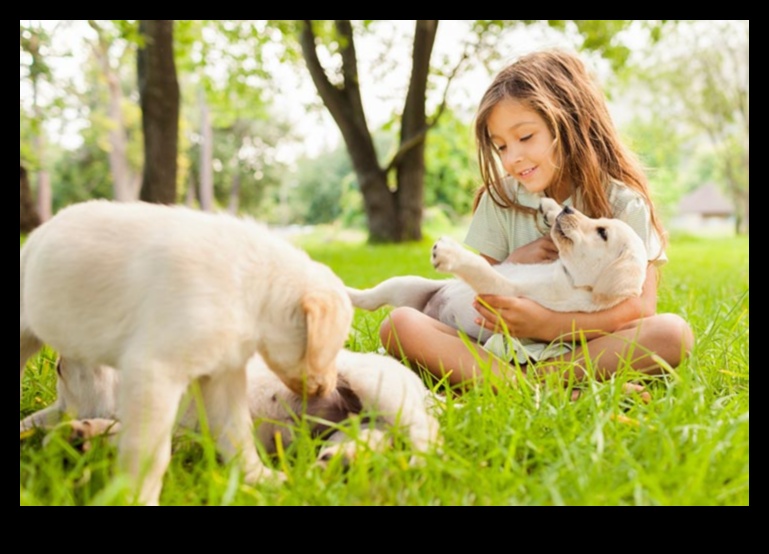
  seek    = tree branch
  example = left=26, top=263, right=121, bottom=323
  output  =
left=299, top=20, right=343, bottom=109
left=335, top=20, right=358, bottom=92
left=385, top=25, right=472, bottom=175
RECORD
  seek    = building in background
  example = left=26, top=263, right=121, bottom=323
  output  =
left=671, top=183, right=735, bottom=236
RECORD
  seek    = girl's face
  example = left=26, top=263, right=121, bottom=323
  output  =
left=487, top=98, right=558, bottom=196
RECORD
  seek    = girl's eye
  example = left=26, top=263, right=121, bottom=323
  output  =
left=520, top=134, right=533, bottom=142
left=495, top=144, right=506, bottom=152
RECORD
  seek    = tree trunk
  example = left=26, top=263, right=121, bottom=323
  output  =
left=744, top=189, right=749, bottom=234
left=228, top=164, right=241, bottom=215
left=185, top=173, right=197, bottom=207
left=138, top=20, right=180, bottom=205
left=198, top=89, right=215, bottom=211
left=89, top=21, right=138, bottom=202
left=396, top=20, right=438, bottom=241
left=34, top=132, right=52, bottom=223
left=25, top=23, right=52, bottom=223
left=20, top=165, right=41, bottom=233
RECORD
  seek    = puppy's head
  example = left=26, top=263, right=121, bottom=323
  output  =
left=547, top=203, right=647, bottom=304
left=263, top=267, right=353, bottom=398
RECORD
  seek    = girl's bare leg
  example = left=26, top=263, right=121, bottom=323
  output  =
left=541, top=313, right=695, bottom=381
left=381, top=308, right=694, bottom=392
left=380, top=307, right=511, bottom=388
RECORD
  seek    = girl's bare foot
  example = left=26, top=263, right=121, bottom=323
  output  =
left=570, top=382, right=651, bottom=403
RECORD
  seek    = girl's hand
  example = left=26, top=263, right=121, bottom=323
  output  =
left=505, top=236, right=558, bottom=264
left=473, top=295, right=554, bottom=341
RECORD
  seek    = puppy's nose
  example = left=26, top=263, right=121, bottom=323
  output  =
left=562, top=205, right=574, bottom=215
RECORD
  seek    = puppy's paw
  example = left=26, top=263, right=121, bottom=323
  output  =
left=431, top=236, right=467, bottom=273
left=316, top=429, right=389, bottom=470
left=539, top=197, right=561, bottom=227
left=316, top=441, right=356, bottom=471
left=42, top=418, right=120, bottom=451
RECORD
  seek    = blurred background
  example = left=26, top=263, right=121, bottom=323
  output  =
left=20, top=20, right=749, bottom=243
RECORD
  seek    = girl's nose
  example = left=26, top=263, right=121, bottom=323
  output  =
left=502, top=146, right=522, bottom=172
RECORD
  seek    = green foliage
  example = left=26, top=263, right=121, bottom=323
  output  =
left=284, top=109, right=480, bottom=228
left=185, top=116, right=291, bottom=216
left=285, top=131, right=397, bottom=227
left=20, top=22, right=54, bottom=82
left=622, top=20, right=749, bottom=231
left=424, top=110, right=479, bottom=222
left=622, top=116, right=688, bottom=220
left=19, top=108, right=37, bottom=169
left=286, top=145, right=357, bottom=226
left=50, top=145, right=113, bottom=209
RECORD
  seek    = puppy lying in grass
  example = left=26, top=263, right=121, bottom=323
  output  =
left=348, top=198, right=648, bottom=341
left=20, top=349, right=441, bottom=470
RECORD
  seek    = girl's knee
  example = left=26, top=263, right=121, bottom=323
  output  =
left=379, top=307, right=420, bottom=354
left=650, top=313, right=695, bottom=367
left=661, top=313, right=694, bottom=353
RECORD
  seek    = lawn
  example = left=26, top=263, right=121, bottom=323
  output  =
left=19, top=230, right=749, bottom=506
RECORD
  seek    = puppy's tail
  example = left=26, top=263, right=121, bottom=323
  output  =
left=346, top=277, right=446, bottom=312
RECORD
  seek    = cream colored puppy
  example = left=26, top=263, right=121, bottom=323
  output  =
left=250, top=349, right=441, bottom=463
left=20, top=350, right=441, bottom=467
left=348, top=198, right=648, bottom=340
left=20, top=200, right=353, bottom=505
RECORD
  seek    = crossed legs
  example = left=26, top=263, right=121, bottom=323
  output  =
left=380, top=307, right=694, bottom=390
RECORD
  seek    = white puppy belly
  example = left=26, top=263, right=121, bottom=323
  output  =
left=426, top=281, right=484, bottom=340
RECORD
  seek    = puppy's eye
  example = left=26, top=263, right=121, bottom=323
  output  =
left=597, top=227, right=608, bottom=241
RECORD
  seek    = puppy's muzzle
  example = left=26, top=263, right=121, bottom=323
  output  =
left=285, top=370, right=337, bottom=398
left=554, top=209, right=577, bottom=240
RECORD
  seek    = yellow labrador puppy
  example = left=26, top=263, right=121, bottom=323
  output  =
left=20, top=200, right=353, bottom=505
left=20, top=349, right=441, bottom=468
left=348, top=198, right=648, bottom=341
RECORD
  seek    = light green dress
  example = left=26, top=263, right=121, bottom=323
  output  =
left=464, top=178, right=666, bottom=364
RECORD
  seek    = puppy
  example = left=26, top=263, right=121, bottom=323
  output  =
left=347, top=198, right=647, bottom=341
left=20, top=350, right=441, bottom=468
left=20, top=200, right=353, bottom=505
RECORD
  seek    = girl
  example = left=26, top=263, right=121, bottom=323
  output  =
left=380, top=49, right=694, bottom=391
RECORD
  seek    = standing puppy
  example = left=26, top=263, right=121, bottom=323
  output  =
left=19, top=200, right=353, bottom=505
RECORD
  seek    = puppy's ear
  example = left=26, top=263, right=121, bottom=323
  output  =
left=591, top=250, right=646, bottom=308
left=301, top=291, right=352, bottom=393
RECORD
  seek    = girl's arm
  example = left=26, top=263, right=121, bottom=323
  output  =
left=473, top=264, right=659, bottom=342
left=480, top=235, right=558, bottom=266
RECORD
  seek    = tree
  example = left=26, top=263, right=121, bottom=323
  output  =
left=20, top=165, right=41, bottom=233
left=299, top=20, right=437, bottom=242
left=175, top=20, right=283, bottom=214
left=138, top=20, right=180, bottom=204
left=86, top=20, right=142, bottom=202
left=296, top=20, right=660, bottom=243
left=20, top=21, right=55, bottom=222
left=185, top=116, right=291, bottom=218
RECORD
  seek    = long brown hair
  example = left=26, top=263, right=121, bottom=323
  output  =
left=473, top=49, right=666, bottom=249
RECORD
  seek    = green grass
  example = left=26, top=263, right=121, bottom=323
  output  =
left=19, top=231, right=748, bottom=506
